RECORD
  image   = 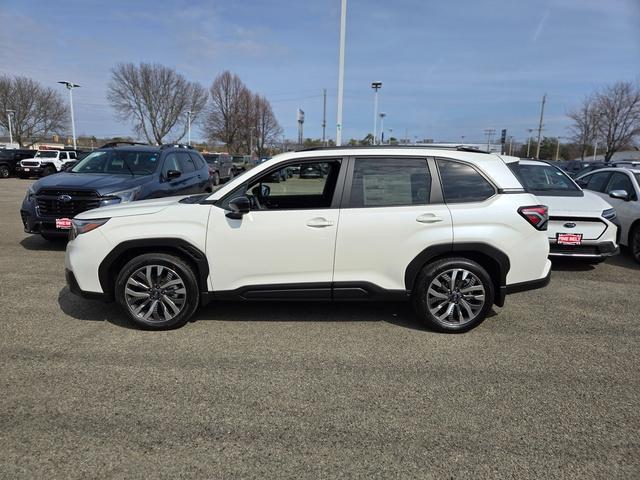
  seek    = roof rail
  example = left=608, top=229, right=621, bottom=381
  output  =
left=159, top=143, right=195, bottom=150
left=99, top=141, right=149, bottom=149
left=298, top=145, right=491, bottom=154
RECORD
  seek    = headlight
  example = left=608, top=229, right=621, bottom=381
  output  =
left=25, top=184, right=36, bottom=202
left=602, top=208, right=616, bottom=221
left=69, top=218, right=110, bottom=239
left=99, top=186, right=141, bottom=206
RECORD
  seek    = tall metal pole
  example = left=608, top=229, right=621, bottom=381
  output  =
left=371, top=82, right=382, bottom=144
left=187, top=110, right=192, bottom=146
left=336, top=0, right=347, bottom=146
left=535, top=93, right=546, bottom=159
left=58, top=81, right=80, bottom=150
left=555, top=137, right=561, bottom=161
left=379, top=112, right=386, bottom=144
left=526, top=128, right=534, bottom=157
left=6, top=110, right=14, bottom=146
left=593, top=140, right=598, bottom=162
left=322, top=88, right=327, bottom=146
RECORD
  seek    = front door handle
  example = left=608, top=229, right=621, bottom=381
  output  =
left=416, top=213, right=443, bottom=224
left=306, top=217, right=334, bottom=228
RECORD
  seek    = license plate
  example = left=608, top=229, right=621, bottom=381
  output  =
left=55, top=218, right=72, bottom=230
left=557, top=233, right=583, bottom=245
left=23, top=168, right=30, bottom=172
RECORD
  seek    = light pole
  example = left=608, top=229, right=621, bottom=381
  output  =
left=526, top=128, right=535, bottom=157
left=508, top=136, right=514, bottom=156
left=535, top=93, right=547, bottom=159
left=187, top=110, right=192, bottom=146
left=593, top=113, right=605, bottom=162
left=336, top=0, right=347, bottom=146
left=555, top=136, right=564, bottom=161
left=371, top=81, right=382, bottom=144
left=5, top=109, right=14, bottom=146
left=58, top=81, right=80, bottom=149
left=460, top=135, right=465, bottom=146
left=379, top=112, right=386, bottom=144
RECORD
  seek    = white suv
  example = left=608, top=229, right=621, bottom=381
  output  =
left=65, top=147, right=552, bottom=332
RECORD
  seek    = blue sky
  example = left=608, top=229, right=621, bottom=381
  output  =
left=1, top=0, right=639, bottom=143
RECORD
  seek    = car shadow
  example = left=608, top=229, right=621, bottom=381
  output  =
left=20, top=235, right=67, bottom=251
left=58, top=286, right=495, bottom=333
left=550, top=258, right=596, bottom=272
left=604, top=248, right=639, bottom=270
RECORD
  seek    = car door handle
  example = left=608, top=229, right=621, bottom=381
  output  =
left=306, top=217, right=334, bottom=228
left=416, top=213, right=443, bottom=224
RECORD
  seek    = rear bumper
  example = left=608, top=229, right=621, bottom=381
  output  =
left=548, top=241, right=619, bottom=258
left=496, top=259, right=552, bottom=306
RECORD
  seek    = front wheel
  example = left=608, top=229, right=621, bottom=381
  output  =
left=630, top=225, right=640, bottom=264
left=411, top=257, right=494, bottom=333
left=0, top=165, right=10, bottom=178
left=115, top=253, right=200, bottom=330
left=42, top=165, right=55, bottom=176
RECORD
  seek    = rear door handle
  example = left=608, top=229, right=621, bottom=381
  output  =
left=416, top=213, right=443, bottom=224
left=306, top=217, right=334, bottom=228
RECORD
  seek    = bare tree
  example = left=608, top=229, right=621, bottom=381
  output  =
left=567, top=95, right=600, bottom=161
left=0, top=75, right=69, bottom=147
left=252, top=93, right=282, bottom=158
left=205, top=71, right=250, bottom=154
left=594, top=81, right=640, bottom=162
left=107, top=62, right=208, bottom=145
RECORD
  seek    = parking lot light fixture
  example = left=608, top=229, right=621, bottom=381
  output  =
left=187, top=110, right=192, bottom=146
left=58, top=81, right=81, bottom=150
left=371, top=81, right=382, bottom=145
left=379, top=112, right=386, bottom=144
left=5, top=109, right=15, bottom=146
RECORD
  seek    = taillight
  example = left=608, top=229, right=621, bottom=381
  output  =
left=518, top=205, right=548, bottom=230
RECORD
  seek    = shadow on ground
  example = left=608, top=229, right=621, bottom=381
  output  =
left=58, top=287, right=134, bottom=329
left=20, top=235, right=67, bottom=251
left=604, top=248, right=639, bottom=270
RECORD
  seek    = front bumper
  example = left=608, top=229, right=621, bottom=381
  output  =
left=16, top=166, right=44, bottom=176
left=65, top=269, right=108, bottom=301
left=548, top=240, right=619, bottom=258
left=20, top=208, right=70, bottom=237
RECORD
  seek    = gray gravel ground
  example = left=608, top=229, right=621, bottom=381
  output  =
left=1, top=178, right=639, bottom=479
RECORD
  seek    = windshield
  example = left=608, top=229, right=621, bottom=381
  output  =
left=510, top=163, right=582, bottom=196
left=35, top=151, right=57, bottom=158
left=71, top=150, right=159, bottom=175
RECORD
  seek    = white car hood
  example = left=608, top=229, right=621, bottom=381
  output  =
left=537, top=190, right=612, bottom=216
left=75, top=195, right=190, bottom=220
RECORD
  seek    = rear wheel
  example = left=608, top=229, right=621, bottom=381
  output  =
left=630, top=225, right=640, bottom=264
left=412, top=257, right=494, bottom=333
left=115, top=253, right=200, bottom=330
left=0, top=165, right=10, bottom=178
left=42, top=165, right=55, bottom=176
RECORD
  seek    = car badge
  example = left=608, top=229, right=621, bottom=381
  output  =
left=58, top=194, right=72, bottom=203
left=563, top=222, right=576, bottom=228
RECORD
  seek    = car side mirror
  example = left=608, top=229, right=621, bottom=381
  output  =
left=166, top=169, right=182, bottom=181
left=609, top=189, right=630, bottom=201
left=226, top=196, right=251, bottom=219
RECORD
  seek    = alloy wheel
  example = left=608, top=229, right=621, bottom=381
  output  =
left=426, top=268, right=486, bottom=326
left=124, top=265, right=187, bottom=323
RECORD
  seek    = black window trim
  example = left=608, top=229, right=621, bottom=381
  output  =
left=341, top=155, right=438, bottom=209
left=213, top=156, right=348, bottom=211
left=435, top=157, right=498, bottom=204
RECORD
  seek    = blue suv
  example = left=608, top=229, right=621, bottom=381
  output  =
left=20, top=142, right=211, bottom=240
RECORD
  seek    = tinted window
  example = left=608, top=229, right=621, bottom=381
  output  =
left=72, top=150, right=159, bottom=175
left=437, top=159, right=495, bottom=203
left=178, top=152, right=196, bottom=173
left=189, top=152, right=206, bottom=169
left=350, top=158, right=431, bottom=208
left=583, top=172, right=611, bottom=192
left=509, top=163, right=580, bottom=196
left=606, top=172, right=636, bottom=200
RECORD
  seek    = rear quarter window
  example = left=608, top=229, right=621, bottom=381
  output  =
left=437, top=159, right=495, bottom=203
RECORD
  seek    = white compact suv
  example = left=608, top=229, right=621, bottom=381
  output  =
left=576, top=167, right=640, bottom=263
left=508, top=159, right=618, bottom=262
left=65, top=146, right=552, bottom=332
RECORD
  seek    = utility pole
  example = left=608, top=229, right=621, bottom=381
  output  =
left=535, top=93, right=546, bottom=159
left=187, top=110, right=192, bottom=146
left=297, top=109, right=305, bottom=148
left=379, top=112, right=386, bottom=144
left=336, top=0, right=347, bottom=146
left=555, top=136, right=563, bottom=161
left=483, top=128, right=495, bottom=151
left=58, top=81, right=80, bottom=150
left=508, top=136, right=514, bottom=156
left=5, top=110, right=14, bottom=146
left=371, top=81, right=382, bottom=144
left=526, top=128, right=535, bottom=157
left=322, top=88, right=327, bottom=146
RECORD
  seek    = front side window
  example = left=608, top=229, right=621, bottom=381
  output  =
left=189, top=152, right=206, bottom=169
left=606, top=172, right=637, bottom=200
left=509, top=163, right=581, bottom=196
left=437, top=159, right=495, bottom=203
left=349, top=158, right=431, bottom=208
left=177, top=152, right=196, bottom=173
left=231, top=160, right=341, bottom=210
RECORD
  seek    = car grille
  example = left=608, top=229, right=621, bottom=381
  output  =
left=35, top=189, right=100, bottom=217
left=21, top=161, right=40, bottom=167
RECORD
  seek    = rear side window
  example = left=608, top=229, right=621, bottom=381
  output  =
left=583, top=172, right=611, bottom=192
left=437, top=159, right=495, bottom=203
left=606, top=172, right=636, bottom=200
left=349, top=158, right=431, bottom=208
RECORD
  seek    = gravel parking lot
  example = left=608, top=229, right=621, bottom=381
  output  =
left=1, top=177, right=639, bottom=479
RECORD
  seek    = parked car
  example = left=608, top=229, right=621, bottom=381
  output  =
left=576, top=167, right=640, bottom=263
left=20, top=143, right=211, bottom=241
left=231, top=155, right=252, bottom=175
left=508, top=159, right=618, bottom=262
left=202, top=153, right=234, bottom=186
left=64, top=146, right=551, bottom=332
left=299, top=164, right=324, bottom=178
left=16, top=149, right=78, bottom=177
left=0, top=149, right=36, bottom=178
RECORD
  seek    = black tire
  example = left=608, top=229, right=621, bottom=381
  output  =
left=0, top=165, right=10, bottom=178
left=411, top=257, right=494, bottom=333
left=115, top=253, right=199, bottom=330
left=212, top=172, right=220, bottom=186
left=42, top=165, right=55, bottom=177
left=41, top=233, right=67, bottom=242
left=630, top=225, right=640, bottom=264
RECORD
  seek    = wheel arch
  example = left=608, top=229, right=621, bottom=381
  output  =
left=628, top=219, right=640, bottom=248
left=404, top=243, right=510, bottom=307
left=98, top=238, right=209, bottom=300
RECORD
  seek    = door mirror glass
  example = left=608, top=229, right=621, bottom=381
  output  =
left=609, top=189, right=629, bottom=201
left=166, top=169, right=182, bottom=181
left=226, top=196, right=251, bottom=219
